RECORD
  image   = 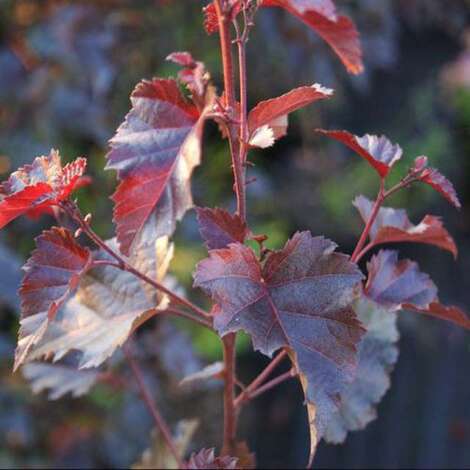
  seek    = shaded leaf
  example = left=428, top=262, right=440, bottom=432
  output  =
left=247, top=84, right=333, bottom=148
left=194, top=231, right=364, bottom=442
left=107, top=78, right=214, bottom=255
left=16, top=237, right=172, bottom=369
left=353, top=195, right=457, bottom=257
left=412, top=156, right=461, bottom=209
left=22, top=362, right=99, bottom=400
left=196, top=207, right=248, bottom=250
left=133, top=419, right=199, bottom=470
left=0, top=150, right=87, bottom=229
left=404, top=302, right=470, bottom=330
left=14, top=227, right=92, bottom=371
left=365, top=250, right=437, bottom=310
left=317, top=130, right=402, bottom=177
left=324, top=296, right=399, bottom=443
left=260, top=0, right=363, bottom=74
left=187, top=448, right=238, bottom=469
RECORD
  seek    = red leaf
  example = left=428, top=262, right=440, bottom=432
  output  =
left=187, top=448, right=238, bottom=469
left=0, top=183, right=54, bottom=229
left=196, top=207, right=248, bottom=250
left=404, top=302, right=470, bottom=330
left=194, top=231, right=364, bottom=435
left=107, top=78, right=213, bottom=255
left=317, top=130, right=402, bottom=177
left=0, top=150, right=87, bottom=229
left=166, top=51, right=209, bottom=100
left=260, top=0, right=363, bottom=74
left=365, top=250, right=437, bottom=310
left=412, top=156, right=461, bottom=209
left=166, top=51, right=195, bottom=67
left=264, top=0, right=338, bottom=20
left=247, top=84, right=333, bottom=148
left=353, top=195, right=458, bottom=257
left=14, top=227, right=92, bottom=371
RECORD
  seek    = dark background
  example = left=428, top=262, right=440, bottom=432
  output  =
left=0, top=1, right=470, bottom=468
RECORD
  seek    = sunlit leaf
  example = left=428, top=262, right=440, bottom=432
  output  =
left=0, top=150, right=87, bottom=229
left=14, top=227, right=92, bottom=371
left=16, top=237, right=172, bottom=369
left=317, top=130, right=402, bottom=177
left=247, top=84, right=333, bottom=148
left=412, top=156, right=461, bottom=209
left=107, top=78, right=215, bottom=255
left=353, top=195, right=457, bottom=257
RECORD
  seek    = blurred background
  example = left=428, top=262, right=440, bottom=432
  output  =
left=1, top=0, right=470, bottom=468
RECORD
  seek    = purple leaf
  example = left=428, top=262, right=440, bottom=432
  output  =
left=196, top=207, right=248, bottom=250
left=194, top=231, right=364, bottom=446
left=365, top=250, right=437, bottom=310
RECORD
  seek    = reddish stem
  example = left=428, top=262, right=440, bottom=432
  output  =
left=351, top=178, right=385, bottom=262
left=214, top=0, right=250, bottom=455
left=351, top=175, right=419, bottom=263
left=235, top=349, right=288, bottom=408
left=244, top=368, right=296, bottom=402
left=62, top=201, right=210, bottom=321
left=131, top=306, right=213, bottom=333
left=221, top=333, right=237, bottom=455
left=124, top=345, right=186, bottom=469
left=214, top=0, right=235, bottom=108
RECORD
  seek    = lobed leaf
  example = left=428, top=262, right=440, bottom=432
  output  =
left=107, top=78, right=214, bottom=256
left=196, top=207, right=248, bottom=250
left=14, top=227, right=92, bottom=371
left=353, top=195, right=457, bottom=257
left=194, top=231, right=364, bottom=453
left=317, top=130, right=402, bottom=177
left=247, top=84, right=333, bottom=148
left=412, top=156, right=461, bottom=209
left=22, top=362, right=99, bottom=400
left=260, top=0, right=363, bottom=74
left=16, top=237, right=172, bottom=369
left=0, top=150, right=87, bottom=229
left=324, top=296, right=399, bottom=443
left=365, top=250, right=437, bottom=310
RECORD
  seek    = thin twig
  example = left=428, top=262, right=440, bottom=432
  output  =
left=244, top=369, right=297, bottom=402
left=61, top=200, right=211, bottom=321
left=124, top=344, right=186, bottom=469
left=351, top=178, right=385, bottom=262
left=235, top=349, right=288, bottom=408
left=131, top=307, right=214, bottom=334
